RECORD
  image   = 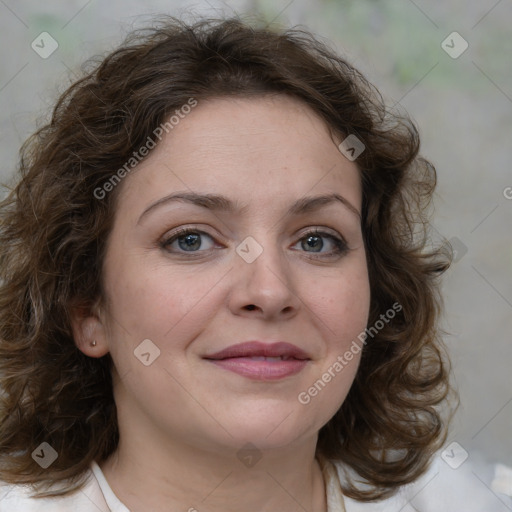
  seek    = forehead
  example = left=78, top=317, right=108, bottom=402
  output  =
left=117, top=95, right=362, bottom=218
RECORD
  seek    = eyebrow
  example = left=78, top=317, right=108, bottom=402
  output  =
left=137, top=191, right=361, bottom=224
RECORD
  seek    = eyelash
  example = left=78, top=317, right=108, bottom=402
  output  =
left=160, top=227, right=349, bottom=259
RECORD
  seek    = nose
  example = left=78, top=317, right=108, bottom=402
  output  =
left=227, top=237, right=301, bottom=321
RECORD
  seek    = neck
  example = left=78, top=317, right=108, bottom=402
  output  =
left=100, top=432, right=327, bottom=512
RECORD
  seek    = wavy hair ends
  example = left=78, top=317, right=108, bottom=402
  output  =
left=0, top=15, right=453, bottom=501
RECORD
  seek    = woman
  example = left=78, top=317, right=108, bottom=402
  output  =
left=0, top=16, right=510, bottom=511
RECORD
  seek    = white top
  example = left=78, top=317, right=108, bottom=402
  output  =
left=1, top=454, right=511, bottom=511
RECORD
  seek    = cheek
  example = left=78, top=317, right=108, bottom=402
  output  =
left=310, top=265, right=370, bottom=344
left=295, top=263, right=369, bottom=410
left=103, top=255, right=224, bottom=350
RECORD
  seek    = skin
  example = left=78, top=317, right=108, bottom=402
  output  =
left=72, top=94, right=370, bottom=512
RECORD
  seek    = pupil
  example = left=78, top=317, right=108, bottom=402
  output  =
left=304, top=235, right=322, bottom=252
left=179, top=233, right=200, bottom=251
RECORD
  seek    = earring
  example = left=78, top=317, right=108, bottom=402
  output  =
left=90, top=340, right=97, bottom=347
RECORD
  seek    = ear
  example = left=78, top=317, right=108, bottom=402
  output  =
left=69, top=300, right=110, bottom=358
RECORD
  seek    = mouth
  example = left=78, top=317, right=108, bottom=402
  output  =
left=203, top=341, right=310, bottom=380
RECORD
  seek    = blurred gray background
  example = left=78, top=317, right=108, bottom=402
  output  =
left=1, top=0, right=511, bottom=467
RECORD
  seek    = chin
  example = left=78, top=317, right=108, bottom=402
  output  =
left=216, top=403, right=320, bottom=449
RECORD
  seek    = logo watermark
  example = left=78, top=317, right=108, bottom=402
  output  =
left=441, top=441, right=468, bottom=469
left=31, top=442, right=58, bottom=469
left=441, top=32, right=469, bottom=59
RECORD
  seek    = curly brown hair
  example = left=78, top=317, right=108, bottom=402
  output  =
left=0, top=15, right=452, bottom=501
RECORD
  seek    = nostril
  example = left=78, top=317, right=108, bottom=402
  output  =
left=245, top=304, right=256, bottom=311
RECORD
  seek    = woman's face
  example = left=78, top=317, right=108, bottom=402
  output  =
left=87, top=95, right=370, bottom=454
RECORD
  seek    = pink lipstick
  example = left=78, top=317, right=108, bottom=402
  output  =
left=204, top=341, right=310, bottom=380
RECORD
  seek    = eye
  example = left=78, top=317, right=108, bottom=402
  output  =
left=292, top=229, right=348, bottom=257
left=161, top=228, right=217, bottom=253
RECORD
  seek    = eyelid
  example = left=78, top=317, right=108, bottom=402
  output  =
left=162, top=225, right=221, bottom=242
left=296, top=225, right=345, bottom=241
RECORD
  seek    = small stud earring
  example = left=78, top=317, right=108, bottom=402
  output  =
left=91, top=340, right=97, bottom=347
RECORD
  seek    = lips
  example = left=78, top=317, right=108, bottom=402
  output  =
left=204, top=341, right=310, bottom=361
left=204, top=341, right=310, bottom=380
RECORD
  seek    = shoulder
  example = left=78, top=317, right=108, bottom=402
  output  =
left=0, top=469, right=110, bottom=512
left=333, top=452, right=512, bottom=512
